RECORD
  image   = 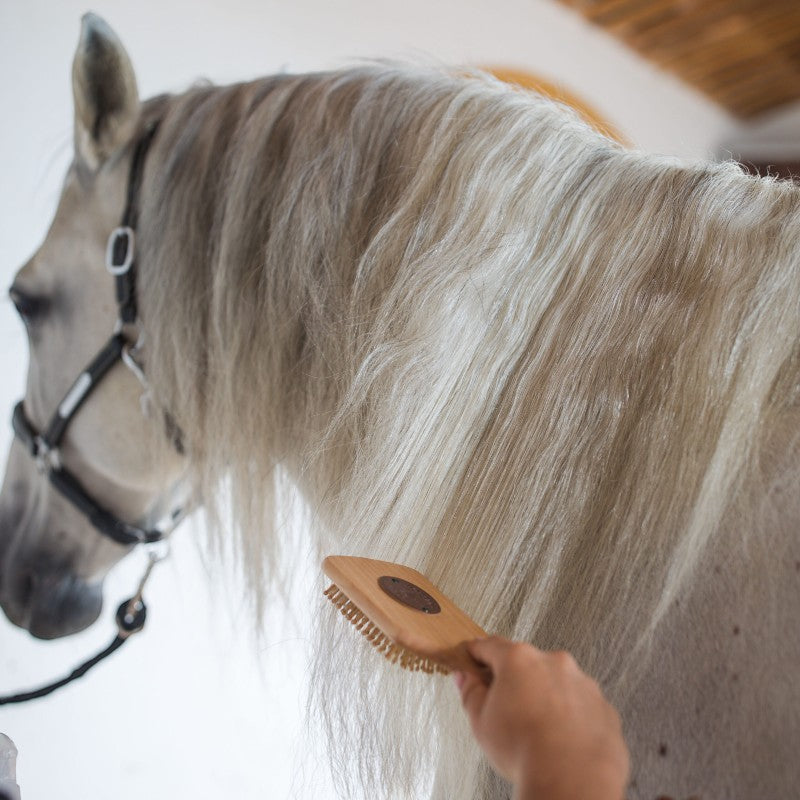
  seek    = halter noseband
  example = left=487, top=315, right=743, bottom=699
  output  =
left=10, top=121, right=183, bottom=547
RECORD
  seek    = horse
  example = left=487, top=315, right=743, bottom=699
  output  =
left=1, top=12, right=798, bottom=800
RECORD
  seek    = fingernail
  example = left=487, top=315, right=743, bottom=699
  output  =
left=452, top=671, right=465, bottom=690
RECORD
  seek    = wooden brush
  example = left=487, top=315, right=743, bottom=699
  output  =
left=323, top=555, right=490, bottom=681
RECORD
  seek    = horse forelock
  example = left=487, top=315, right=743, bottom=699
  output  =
left=135, top=65, right=800, bottom=797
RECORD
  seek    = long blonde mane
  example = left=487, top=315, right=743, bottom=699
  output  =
left=138, top=65, right=800, bottom=797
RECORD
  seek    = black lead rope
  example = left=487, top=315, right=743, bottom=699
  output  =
left=0, top=599, right=146, bottom=706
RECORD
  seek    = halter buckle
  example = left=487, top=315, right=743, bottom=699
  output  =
left=106, top=226, right=135, bottom=276
left=33, top=436, right=60, bottom=474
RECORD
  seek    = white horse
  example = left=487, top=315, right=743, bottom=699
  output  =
left=1, top=13, right=798, bottom=799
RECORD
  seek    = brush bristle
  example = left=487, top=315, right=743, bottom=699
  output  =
left=324, top=583, right=450, bottom=675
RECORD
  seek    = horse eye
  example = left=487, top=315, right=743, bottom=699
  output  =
left=9, top=286, right=48, bottom=325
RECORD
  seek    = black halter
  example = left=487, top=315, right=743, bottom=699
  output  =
left=10, top=121, right=180, bottom=547
left=1, top=121, right=186, bottom=705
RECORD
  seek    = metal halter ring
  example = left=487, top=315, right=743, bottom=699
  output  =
left=121, top=342, right=148, bottom=390
left=33, top=436, right=60, bottom=475
left=106, top=226, right=135, bottom=276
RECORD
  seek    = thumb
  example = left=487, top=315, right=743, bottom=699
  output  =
left=466, top=636, right=516, bottom=673
left=456, top=670, right=489, bottom=724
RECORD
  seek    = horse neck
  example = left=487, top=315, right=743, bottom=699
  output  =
left=139, top=72, right=800, bottom=682
left=139, top=77, right=379, bottom=498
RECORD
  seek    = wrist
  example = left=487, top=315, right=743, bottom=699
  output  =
left=513, top=758, right=627, bottom=800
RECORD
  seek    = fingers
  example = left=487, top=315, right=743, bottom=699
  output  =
left=454, top=670, right=489, bottom=723
left=466, top=636, right=543, bottom=676
left=465, top=636, right=515, bottom=670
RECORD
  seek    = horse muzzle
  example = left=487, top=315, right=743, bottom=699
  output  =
left=0, top=561, right=102, bottom=639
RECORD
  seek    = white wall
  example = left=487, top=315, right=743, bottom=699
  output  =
left=0, top=2, right=735, bottom=798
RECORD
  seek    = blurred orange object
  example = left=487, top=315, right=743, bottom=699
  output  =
left=485, top=66, right=629, bottom=146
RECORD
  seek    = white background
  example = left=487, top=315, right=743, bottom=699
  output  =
left=0, top=2, right=741, bottom=798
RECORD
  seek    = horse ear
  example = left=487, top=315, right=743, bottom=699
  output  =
left=71, top=13, right=140, bottom=170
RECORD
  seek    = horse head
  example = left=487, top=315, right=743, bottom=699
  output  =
left=0, top=15, right=186, bottom=639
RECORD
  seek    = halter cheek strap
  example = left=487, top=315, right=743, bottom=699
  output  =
left=0, top=121, right=188, bottom=706
left=10, top=120, right=185, bottom=547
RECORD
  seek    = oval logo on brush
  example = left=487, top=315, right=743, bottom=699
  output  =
left=378, top=576, right=441, bottom=614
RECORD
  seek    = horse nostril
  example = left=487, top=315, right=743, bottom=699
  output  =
left=18, top=572, right=36, bottom=606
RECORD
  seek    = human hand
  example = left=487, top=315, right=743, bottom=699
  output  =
left=454, top=637, right=629, bottom=800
